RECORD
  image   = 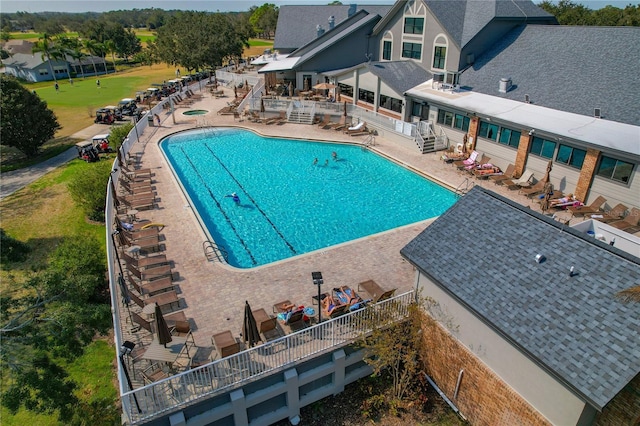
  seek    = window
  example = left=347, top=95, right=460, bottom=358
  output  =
left=379, top=94, right=402, bottom=113
left=402, top=42, right=422, bottom=60
left=437, top=109, right=454, bottom=126
left=382, top=41, right=392, bottom=60
left=556, top=144, right=586, bottom=169
left=38, top=69, right=49, bottom=75
left=498, top=128, right=521, bottom=148
left=529, top=136, right=556, bottom=159
left=404, top=17, right=424, bottom=34
left=433, top=46, right=446, bottom=69
left=358, top=88, right=374, bottom=104
left=478, top=121, right=499, bottom=141
left=597, top=156, right=633, bottom=183
left=453, top=113, right=470, bottom=131
left=338, top=83, right=353, bottom=97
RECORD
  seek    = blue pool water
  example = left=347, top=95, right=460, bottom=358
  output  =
left=161, top=128, right=457, bottom=268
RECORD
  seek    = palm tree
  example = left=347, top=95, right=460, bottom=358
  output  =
left=617, top=286, right=640, bottom=303
left=58, top=37, right=86, bottom=80
left=32, top=33, right=62, bottom=84
left=105, top=39, right=118, bottom=73
left=83, top=39, right=100, bottom=76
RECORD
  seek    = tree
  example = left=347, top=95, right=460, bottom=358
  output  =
left=1, top=236, right=112, bottom=422
left=104, top=39, right=118, bottom=73
left=250, top=4, right=279, bottom=39
left=155, top=11, right=248, bottom=72
left=0, top=75, right=60, bottom=156
left=67, top=159, right=114, bottom=222
left=83, top=38, right=101, bottom=76
left=59, top=36, right=86, bottom=79
left=32, top=32, right=63, bottom=84
left=358, top=300, right=425, bottom=402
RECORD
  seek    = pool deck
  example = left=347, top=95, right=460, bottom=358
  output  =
left=121, top=85, right=572, bottom=366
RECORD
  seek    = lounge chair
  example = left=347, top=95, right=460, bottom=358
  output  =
left=608, top=207, right=640, bottom=231
left=567, top=195, right=606, bottom=217
left=334, top=286, right=367, bottom=311
left=345, top=121, right=367, bottom=135
left=129, top=288, right=180, bottom=313
left=129, top=273, right=175, bottom=297
left=452, top=150, right=479, bottom=169
left=358, top=279, right=396, bottom=303
left=316, top=114, right=331, bottom=128
left=473, top=165, right=502, bottom=179
left=519, top=180, right=548, bottom=197
left=330, top=116, right=348, bottom=131
left=122, top=251, right=168, bottom=270
left=273, top=300, right=307, bottom=327
left=321, top=294, right=348, bottom=318
left=502, top=170, right=534, bottom=190
left=589, top=203, right=628, bottom=223
left=490, top=164, right=515, bottom=183
left=211, top=330, right=241, bottom=358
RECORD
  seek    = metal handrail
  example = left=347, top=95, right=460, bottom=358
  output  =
left=122, top=291, right=415, bottom=424
left=203, top=240, right=228, bottom=263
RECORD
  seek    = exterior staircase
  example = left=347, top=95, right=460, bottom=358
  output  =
left=416, top=121, right=448, bottom=154
left=288, top=109, right=314, bottom=124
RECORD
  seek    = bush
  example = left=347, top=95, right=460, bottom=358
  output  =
left=0, top=228, right=31, bottom=263
left=67, top=160, right=113, bottom=222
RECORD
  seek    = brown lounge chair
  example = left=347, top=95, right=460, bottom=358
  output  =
left=490, top=164, right=515, bottom=184
left=567, top=195, right=606, bottom=217
left=344, top=121, right=368, bottom=136
left=519, top=179, right=547, bottom=197
left=358, top=279, right=396, bottom=303
left=321, top=294, right=348, bottom=318
left=316, top=113, right=331, bottom=128
left=608, top=207, right=640, bottom=231
left=500, top=169, right=534, bottom=189
left=589, top=203, right=628, bottom=223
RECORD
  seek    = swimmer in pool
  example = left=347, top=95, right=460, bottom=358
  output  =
left=226, top=192, right=240, bottom=203
left=324, top=159, right=329, bottom=166
left=331, top=151, right=337, bottom=161
left=313, top=158, right=318, bottom=165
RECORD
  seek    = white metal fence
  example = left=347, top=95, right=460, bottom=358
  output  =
left=121, top=291, right=415, bottom=425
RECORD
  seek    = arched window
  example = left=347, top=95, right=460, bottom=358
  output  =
left=433, top=35, right=448, bottom=70
left=381, top=31, right=393, bottom=61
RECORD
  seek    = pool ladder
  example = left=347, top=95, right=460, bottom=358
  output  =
left=203, top=240, right=228, bottom=263
left=455, top=177, right=474, bottom=196
left=362, top=134, right=375, bottom=149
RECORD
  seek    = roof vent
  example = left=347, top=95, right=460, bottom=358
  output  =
left=499, top=77, right=512, bottom=93
left=594, top=108, right=601, bottom=119
left=328, top=16, right=335, bottom=30
left=316, top=25, right=325, bottom=38
left=348, top=4, right=357, bottom=17
left=466, top=53, right=474, bottom=65
left=524, top=94, right=530, bottom=103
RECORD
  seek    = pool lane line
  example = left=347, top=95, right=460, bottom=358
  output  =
left=202, top=143, right=297, bottom=255
left=179, top=147, right=257, bottom=265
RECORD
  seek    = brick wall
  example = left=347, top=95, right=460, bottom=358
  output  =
left=419, top=312, right=551, bottom=426
left=595, top=373, right=640, bottom=426
left=514, top=133, right=533, bottom=178
left=574, top=148, right=600, bottom=203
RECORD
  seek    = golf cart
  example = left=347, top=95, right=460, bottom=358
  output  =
left=95, top=106, right=123, bottom=124
left=75, top=141, right=100, bottom=162
left=92, top=134, right=113, bottom=153
left=118, top=98, right=138, bottom=116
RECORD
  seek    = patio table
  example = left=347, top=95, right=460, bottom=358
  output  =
left=142, top=336, right=188, bottom=364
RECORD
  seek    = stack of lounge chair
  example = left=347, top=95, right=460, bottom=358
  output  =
left=608, top=207, right=640, bottom=233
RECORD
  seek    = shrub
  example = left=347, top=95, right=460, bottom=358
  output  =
left=0, top=228, right=31, bottom=263
left=67, top=160, right=113, bottom=222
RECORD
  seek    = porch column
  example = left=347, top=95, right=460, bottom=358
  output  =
left=574, top=148, right=600, bottom=203
left=467, top=117, right=480, bottom=152
left=514, top=132, right=534, bottom=178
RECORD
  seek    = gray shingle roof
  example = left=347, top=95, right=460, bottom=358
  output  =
left=400, top=186, right=640, bottom=410
left=459, top=25, right=640, bottom=126
left=366, top=61, right=433, bottom=94
left=425, top=0, right=555, bottom=48
left=274, top=4, right=392, bottom=52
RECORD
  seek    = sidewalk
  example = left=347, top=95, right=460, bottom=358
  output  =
left=0, top=123, right=108, bottom=200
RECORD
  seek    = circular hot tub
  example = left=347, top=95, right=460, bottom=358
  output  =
left=183, top=110, right=209, bottom=116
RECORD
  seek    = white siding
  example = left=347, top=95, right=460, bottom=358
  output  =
left=337, top=73, right=356, bottom=87
left=418, top=273, right=588, bottom=426
left=357, top=69, right=378, bottom=92
left=475, top=139, right=518, bottom=172
left=525, top=156, right=580, bottom=194
left=589, top=168, right=640, bottom=210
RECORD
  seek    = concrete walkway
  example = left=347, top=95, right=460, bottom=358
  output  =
left=0, top=123, right=109, bottom=200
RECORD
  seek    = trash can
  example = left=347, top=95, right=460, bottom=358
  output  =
left=147, top=115, right=154, bottom=127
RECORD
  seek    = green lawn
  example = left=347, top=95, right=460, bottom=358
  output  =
left=248, top=39, right=274, bottom=47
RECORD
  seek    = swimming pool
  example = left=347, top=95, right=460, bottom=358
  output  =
left=161, top=128, right=458, bottom=268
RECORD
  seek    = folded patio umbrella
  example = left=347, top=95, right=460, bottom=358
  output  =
left=155, top=303, right=173, bottom=347
left=243, top=300, right=261, bottom=348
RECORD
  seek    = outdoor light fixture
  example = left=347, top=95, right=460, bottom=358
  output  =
left=120, top=340, right=135, bottom=357
left=118, top=340, right=141, bottom=413
left=528, top=129, right=535, bottom=136
left=312, top=272, right=323, bottom=323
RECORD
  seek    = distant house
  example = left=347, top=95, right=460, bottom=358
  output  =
left=3, top=52, right=108, bottom=82
left=401, top=186, right=640, bottom=425
left=3, top=53, right=70, bottom=82
left=2, top=39, right=34, bottom=55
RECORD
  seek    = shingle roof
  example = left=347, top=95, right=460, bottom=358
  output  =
left=274, top=4, right=392, bottom=52
left=400, top=186, right=640, bottom=410
left=425, top=0, right=555, bottom=48
left=459, top=25, right=640, bottom=126
left=366, top=61, right=432, bottom=94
